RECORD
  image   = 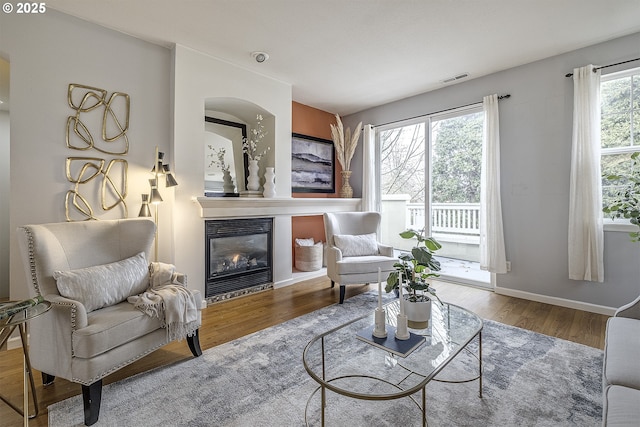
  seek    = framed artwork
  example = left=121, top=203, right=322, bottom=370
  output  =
left=291, top=133, right=335, bottom=193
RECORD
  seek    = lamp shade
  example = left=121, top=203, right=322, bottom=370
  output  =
left=165, top=172, right=178, bottom=187
left=138, top=194, right=152, bottom=217
left=149, top=178, right=163, bottom=203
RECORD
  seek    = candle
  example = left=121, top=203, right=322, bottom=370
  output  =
left=377, top=267, right=382, bottom=309
left=399, top=271, right=405, bottom=316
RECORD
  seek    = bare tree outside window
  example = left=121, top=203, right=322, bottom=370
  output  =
left=380, top=123, right=426, bottom=202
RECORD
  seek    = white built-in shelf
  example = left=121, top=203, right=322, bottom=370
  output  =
left=194, top=197, right=361, bottom=218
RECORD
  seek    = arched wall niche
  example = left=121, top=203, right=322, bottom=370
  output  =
left=204, top=97, right=275, bottom=193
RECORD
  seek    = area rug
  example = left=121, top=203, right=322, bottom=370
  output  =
left=48, top=292, right=603, bottom=426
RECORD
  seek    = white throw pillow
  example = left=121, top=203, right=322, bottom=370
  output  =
left=333, top=233, right=379, bottom=257
left=53, top=252, right=149, bottom=312
left=295, top=237, right=315, bottom=247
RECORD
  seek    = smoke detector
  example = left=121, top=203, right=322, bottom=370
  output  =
left=251, top=51, right=270, bottom=63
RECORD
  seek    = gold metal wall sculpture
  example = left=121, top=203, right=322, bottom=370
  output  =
left=65, top=84, right=130, bottom=221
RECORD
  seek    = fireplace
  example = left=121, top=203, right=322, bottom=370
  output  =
left=205, top=218, right=273, bottom=301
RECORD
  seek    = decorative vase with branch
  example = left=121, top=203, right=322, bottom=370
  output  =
left=208, top=146, right=235, bottom=194
left=330, top=114, right=362, bottom=198
left=242, top=114, right=270, bottom=192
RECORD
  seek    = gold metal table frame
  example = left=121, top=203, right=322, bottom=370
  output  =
left=0, top=301, right=51, bottom=426
left=302, top=300, right=483, bottom=426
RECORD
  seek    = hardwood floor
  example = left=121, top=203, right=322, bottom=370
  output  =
left=0, top=277, right=609, bottom=427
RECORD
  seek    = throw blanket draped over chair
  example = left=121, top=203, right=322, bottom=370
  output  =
left=128, top=262, right=200, bottom=341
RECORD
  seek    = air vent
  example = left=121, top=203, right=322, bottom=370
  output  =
left=442, top=73, right=469, bottom=84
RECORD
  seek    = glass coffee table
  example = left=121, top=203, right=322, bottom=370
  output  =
left=302, top=300, right=483, bottom=426
left=0, top=299, right=51, bottom=426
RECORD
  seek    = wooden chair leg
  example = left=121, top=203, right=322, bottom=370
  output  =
left=339, top=285, right=346, bottom=304
left=187, top=329, right=202, bottom=357
left=42, top=372, right=55, bottom=386
left=82, top=379, right=102, bottom=426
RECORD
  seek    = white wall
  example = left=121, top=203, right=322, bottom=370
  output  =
left=172, top=45, right=293, bottom=296
left=0, top=10, right=171, bottom=299
left=345, top=32, right=640, bottom=310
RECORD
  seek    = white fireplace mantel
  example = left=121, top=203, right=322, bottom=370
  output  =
left=195, top=197, right=361, bottom=218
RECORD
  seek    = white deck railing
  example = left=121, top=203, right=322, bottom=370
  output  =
left=407, top=202, right=480, bottom=238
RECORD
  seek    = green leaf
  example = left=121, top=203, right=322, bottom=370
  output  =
left=423, top=237, right=442, bottom=251
left=399, top=230, right=418, bottom=239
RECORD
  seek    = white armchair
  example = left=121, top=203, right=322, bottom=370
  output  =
left=323, top=212, right=397, bottom=304
left=16, top=218, right=202, bottom=425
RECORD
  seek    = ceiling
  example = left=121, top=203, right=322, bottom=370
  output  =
left=10, top=1, right=640, bottom=115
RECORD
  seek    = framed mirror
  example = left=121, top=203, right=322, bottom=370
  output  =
left=204, top=117, right=247, bottom=197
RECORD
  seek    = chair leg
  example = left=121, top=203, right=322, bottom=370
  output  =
left=339, top=285, right=346, bottom=304
left=42, top=372, right=55, bottom=386
left=82, top=380, right=102, bottom=426
left=187, top=329, right=203, bottom=357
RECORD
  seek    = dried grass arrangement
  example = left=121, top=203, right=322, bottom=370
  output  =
left=330, top=114, right=362, bottom=171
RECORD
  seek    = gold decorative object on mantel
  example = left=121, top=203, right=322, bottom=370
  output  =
left=64, top=84, right=130, bottom=221
left=330, top=114, right=362, bottom=198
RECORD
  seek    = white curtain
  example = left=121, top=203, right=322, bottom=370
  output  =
left=361, top=124, right=377, bottom=212
left=568, top=65, right=604, bottom=282
left=480, top=94, right=508, bottom=274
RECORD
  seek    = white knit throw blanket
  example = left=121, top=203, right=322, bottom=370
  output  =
left=128, top=262, right=200, bottom=341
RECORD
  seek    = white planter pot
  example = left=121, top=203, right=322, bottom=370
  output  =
left=404, top=296, right=431, bottom=329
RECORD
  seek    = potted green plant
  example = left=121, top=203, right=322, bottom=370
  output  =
left=603, top=152, right=640, bottom=242
left=385, top=229, right=443, bottom=328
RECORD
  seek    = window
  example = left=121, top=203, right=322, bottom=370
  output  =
left=601, top=67, right=640, bottom=209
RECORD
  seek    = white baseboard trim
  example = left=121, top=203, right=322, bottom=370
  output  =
left=494, top=286, right=616, bottom=316
left=274, top=268, right=327, bottom=289
left=6, top=335, right=22, bottom=350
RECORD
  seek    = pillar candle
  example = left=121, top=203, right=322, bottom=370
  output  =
left=377, top=267, right=382, bottom=309
left=399, top=271, right=404, bottom=316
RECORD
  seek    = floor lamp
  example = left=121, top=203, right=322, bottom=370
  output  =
left=139, top=146, right=178, bottom=262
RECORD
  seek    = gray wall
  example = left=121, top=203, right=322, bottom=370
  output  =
left=345, top=32, right=640, bottom=309
left=0, top=10, right=171, bottom=300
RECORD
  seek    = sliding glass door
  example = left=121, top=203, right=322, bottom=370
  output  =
left=378, top=107, right=490, bottom=286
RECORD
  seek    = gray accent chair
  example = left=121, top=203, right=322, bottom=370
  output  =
left=323, top=212, right=397, bottom=304
left=602, top=294, right=640, bottom=425
left=16, top=218, right=202, bottom=426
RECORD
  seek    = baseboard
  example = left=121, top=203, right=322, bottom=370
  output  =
left=5, top=335, right=22, bottom=350
left=494, top=286, right=616, bottom=316
left=274, top=268, right=327, bottom=289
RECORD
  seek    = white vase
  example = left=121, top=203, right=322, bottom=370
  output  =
left=247, top=159, right=260, bottom=191
left=263, top=167, right=276, bottom=198
left=222, top=170, right=235, bottom=194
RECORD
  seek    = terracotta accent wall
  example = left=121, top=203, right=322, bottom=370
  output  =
left=291, top=101, right=343, bottom=199
left=291, top=101, right=339, bottom=269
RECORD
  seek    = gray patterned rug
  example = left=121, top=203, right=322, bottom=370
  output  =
left=48, top=292, right=603, bottom=426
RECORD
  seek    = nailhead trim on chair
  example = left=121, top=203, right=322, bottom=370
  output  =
left=22, top=226, right=41, bottom=295
left=72, top=339, right=170, bottom=385
left=23, top=226, right=81, bottom=355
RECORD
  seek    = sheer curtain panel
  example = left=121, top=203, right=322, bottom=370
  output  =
left=361, top=124, right=377, bottom=212
left=568, top=65, right=604, bottom=282
left=480, top=94, right=508, bottom=274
